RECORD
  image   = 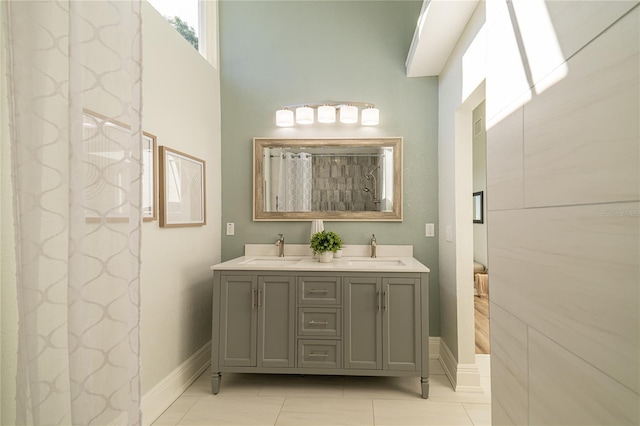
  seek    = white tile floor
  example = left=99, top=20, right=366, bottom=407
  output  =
left=152, top=355, right=491, bottom=426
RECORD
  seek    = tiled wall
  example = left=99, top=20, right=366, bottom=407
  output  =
left=487, top=2, right=639, bottom=424
left=311, top=155, right=381, bottom=211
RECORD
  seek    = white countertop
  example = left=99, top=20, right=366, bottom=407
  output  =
left=210, top=255, right=430, bottom=273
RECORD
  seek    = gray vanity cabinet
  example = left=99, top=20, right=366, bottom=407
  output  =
left=212, top=269, right=429, bottom=398
left=344, top=277, right=420, bottom=371
left=218, top=274, right=295, bottom=369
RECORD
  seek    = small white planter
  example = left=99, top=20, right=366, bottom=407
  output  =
left=318, top=252, right=333, bottom=263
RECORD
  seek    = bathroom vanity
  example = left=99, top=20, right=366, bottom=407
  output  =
left=210, top=246, right=430, bottom=398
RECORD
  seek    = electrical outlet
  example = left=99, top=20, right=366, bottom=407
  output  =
left=425, top=223, right=435, bottom=237
left=226, top=223, right=235, bottom=236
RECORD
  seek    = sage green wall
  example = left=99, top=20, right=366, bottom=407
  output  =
left=219, top=0, right=440, bottom=335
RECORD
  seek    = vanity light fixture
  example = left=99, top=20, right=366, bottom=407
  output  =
left=276, top=101, right=379, bottom=127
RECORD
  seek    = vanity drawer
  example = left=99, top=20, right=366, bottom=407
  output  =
left=298, top=308, right=341, bottom=337
left=297, top=340, right=342, bottom=369
left=298, top=276, right=341, bottom=305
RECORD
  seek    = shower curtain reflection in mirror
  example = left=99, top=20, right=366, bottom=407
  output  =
left=266, top=150, right=312, bottom=212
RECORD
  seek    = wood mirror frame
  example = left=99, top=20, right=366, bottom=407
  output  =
left=253, top=137, right=403, bottom=221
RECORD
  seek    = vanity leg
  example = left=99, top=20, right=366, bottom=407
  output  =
left=211, top=372, right=222, bottom=395
left=421, top=377, right=429, bottom=399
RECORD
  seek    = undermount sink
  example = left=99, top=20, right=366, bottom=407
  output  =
left=347, top=258, right=407, bottom=267
left=240, top=257, right=302, bottom=266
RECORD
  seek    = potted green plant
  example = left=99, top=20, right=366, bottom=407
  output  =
left=310, top=230, right=343, bottom=263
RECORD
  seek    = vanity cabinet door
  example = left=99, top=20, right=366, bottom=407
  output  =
left=220, top=275, right=257, bottom=367
left=344, top=277, right=382, bottom=370
left=257, top=276, right=296, bottom=368
left=383, top=278, right=420, bottom=371
left=345, top=276, right=421, bottom=372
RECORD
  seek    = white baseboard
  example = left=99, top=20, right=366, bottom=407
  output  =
left=142, top=341, right=211, bottom=426
left=429, top=336, right=440, bottom=359
left=438, top=339, right=483, bottom=392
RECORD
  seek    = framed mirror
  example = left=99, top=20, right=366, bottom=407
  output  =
left=254, top=137, right=402, bottom=221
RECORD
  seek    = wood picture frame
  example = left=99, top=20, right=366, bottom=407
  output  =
left=82, top=109, right=157, bottom=221
left=159, top=146, right=206, bottom=227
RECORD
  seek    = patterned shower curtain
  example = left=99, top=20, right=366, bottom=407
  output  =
left=3, top=1, right=143, bottom=424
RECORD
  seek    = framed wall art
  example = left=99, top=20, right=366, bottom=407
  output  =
left=82, top=110, right=157, bottom=221
left=159, top=146, right=206, bottom=227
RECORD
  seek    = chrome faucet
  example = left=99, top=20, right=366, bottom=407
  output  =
left=370, top=234, right=377, bottom=258
left=276, top=234, right=285, bottom=257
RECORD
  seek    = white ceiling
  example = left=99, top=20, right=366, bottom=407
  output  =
left=405, top=0, right=480, bottom=77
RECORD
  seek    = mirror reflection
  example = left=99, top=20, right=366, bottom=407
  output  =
left=254, top=138, right=402, bottom=221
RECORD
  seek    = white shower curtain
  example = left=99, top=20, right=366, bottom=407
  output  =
left=272, top=152, right=312, bottom=212
left=3, top=1, right=143, bottom=425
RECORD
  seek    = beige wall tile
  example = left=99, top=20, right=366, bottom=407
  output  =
left=486, top=105, right=524, bottom=211
left=486, top=0, right=533, bottom=123
left=529, top=329, right=640, bottom=425
left=523, top=7, right=639, bottom=207
left=545, top=1, right=638, bottom=65
left=489, top=203, right=640, bottom=393
left=490, top=304, right=528, bottom=425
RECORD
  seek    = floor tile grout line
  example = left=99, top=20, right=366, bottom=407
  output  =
left=462, top=401, right=476, bottom=426
left=272, top=396, right=288, bottom=426
left=371, top=398, right=376, bottom=426
left=174, top=395, right=203, bottom=426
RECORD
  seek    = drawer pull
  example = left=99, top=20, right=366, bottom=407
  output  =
left=307, top=352, right=329, bottom=358
left=308, top=320, right=329, bottom=326
left=308, top=289, right=329, bottom=294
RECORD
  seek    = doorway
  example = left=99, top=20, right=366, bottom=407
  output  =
left=472, top=101, right=490, bottom=354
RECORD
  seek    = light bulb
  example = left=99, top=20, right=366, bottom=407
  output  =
left=339, top=105, right=358, bottom=124
left=361, top=107, right=379, bottom=125
left=276, top=109, right=294, bottom=127
left=296, top=106, right=314, bottom=124
left=317, top=105, right=336, bottom=123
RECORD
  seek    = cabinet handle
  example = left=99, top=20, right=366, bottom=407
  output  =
left=258, top=289, right=263, bottom=308
left=308, top=289, right=329, bottom=294
left=377, top=291, right=381, bottom=311
left=383, top=291, right=388, bottom=311
left=307, top=352, right=329, bottom=358
left=308, top=320, right=329, bottom=326
left=251, top=289, right=256, bottom=309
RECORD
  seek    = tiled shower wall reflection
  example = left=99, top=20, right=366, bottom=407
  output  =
left=312, top=155, right=380, bottom=211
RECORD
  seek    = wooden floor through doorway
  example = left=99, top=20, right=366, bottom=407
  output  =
left=475, top=295, right=490, bottom=354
